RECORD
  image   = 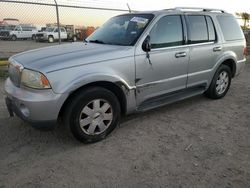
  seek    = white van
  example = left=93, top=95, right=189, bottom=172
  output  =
left=9, top=25, right=37, bottom=40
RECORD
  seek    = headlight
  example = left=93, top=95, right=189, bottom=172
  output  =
left=21, top=69, right=51, bottom=89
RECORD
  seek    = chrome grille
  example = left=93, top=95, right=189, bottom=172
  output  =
left=8, top=60, right=23, bottom=87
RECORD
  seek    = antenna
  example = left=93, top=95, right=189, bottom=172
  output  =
left=127, top=3, right=131, bottom=13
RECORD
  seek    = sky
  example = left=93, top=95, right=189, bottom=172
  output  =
left=0, top=0, right=249, bottom=27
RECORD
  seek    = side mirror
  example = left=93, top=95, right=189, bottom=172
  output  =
left=142, top=35, right=151, bottom=52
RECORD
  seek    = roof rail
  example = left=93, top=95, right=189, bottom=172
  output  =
left=174, top=7, right=226, bottom=13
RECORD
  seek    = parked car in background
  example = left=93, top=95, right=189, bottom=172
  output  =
left=0, top=24, right=37, bottom=40
left=35, top=27, right=68, bottom=43
left=4, top=8, right=247, bottom=143
left=0, top=25, right=16, bottom=39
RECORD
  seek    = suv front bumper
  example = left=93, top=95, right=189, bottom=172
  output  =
left=4, top=78, right=68, bottom=129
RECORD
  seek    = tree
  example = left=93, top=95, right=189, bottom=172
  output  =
left=236, top=12, right=250, bottom=29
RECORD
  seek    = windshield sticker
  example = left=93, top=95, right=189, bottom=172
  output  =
left=130, top=17, right=149, bottom=24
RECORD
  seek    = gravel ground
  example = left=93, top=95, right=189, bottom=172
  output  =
left=0, top=61, right=250, bottom=188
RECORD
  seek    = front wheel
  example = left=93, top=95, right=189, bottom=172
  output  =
left=205, top=64, right=232, bottom=99
left=48, top=36, right=54, bottom=43
left=63, top=87, right=121, bottom=143
left=11, top=35, right=17, bottom=41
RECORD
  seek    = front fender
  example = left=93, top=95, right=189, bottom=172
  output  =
left=47, top=71, right=136, bottom=114
left=65, top=73, right=135, bottom=94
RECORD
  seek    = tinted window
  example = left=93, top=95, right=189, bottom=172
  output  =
left=206, top=16, right=216, bottom=41
left=150, top=15, right=183, bottom=48
left=217, top=15, right=244, bottom=41
left=187, top=16, right=208, bottom=44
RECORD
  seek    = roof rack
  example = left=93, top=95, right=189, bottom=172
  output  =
left=174, top=7, right=226, bottom=13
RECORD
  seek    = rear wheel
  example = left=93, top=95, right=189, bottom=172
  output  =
left=205, top=64, right=232, bottom=99
left=63, top=87, right=121, bottom=143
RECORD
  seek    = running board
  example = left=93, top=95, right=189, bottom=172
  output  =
left=137, top=86, right=206, bottom=112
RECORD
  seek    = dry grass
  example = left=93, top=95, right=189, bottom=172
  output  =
left=0, top=61, right=9, bottom=66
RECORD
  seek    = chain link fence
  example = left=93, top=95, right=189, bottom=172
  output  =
left=0, top=0, right=132, bottom=59
left=0, top=1, right=249, bottom=59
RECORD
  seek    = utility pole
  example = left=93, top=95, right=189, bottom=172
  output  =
left=54, top=0, right=61, bottom=44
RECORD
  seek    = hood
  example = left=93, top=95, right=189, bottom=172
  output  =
left=11, top=42, right=134, bottom=73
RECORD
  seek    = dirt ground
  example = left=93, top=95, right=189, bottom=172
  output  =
left=0, top=61, right=250, bottom=188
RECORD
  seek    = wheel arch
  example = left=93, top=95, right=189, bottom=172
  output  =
left=58, top=81, right=128, bottom=119
left=221, top=59, right=236, bottom=78
left=215, top=51, right=237, bottom=78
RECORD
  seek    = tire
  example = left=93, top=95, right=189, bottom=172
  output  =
left=205, top=64, right=232, bottom=99
left=11, top=35, right=17, bottom=41
left=63, top=87, right=121, bottom=143
left=32, top=35, right=36, bottom=40
left=48, top=36, right=54, bottom=43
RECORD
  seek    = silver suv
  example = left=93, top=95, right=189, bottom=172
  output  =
left=5, top=7, right=247, bottom=143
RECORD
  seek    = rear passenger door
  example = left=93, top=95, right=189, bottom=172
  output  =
left=185, top=15, right=221, bottom=88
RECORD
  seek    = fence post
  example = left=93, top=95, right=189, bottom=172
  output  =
left=54, top=0, right=61, bottom=44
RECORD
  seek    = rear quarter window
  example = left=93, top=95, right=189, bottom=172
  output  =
left=217, top=15, right=244, bottom=41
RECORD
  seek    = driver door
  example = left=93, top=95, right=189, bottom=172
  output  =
left=135, top=15, right=189, bottom=106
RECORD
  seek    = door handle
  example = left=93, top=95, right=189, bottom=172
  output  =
left=213, top=46, right=222, bottom=52
left=175, top=52, right=187, bottom=58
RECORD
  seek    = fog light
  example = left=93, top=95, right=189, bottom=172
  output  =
left=19, top=104, right=30, bottom=117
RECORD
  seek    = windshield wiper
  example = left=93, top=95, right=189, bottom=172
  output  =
left=89, top=39, right=105, bottom=44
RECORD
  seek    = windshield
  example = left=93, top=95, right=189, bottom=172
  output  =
left=87, top=14, right=154, bottom=46
left=45, top=27, right=55, bottom=32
